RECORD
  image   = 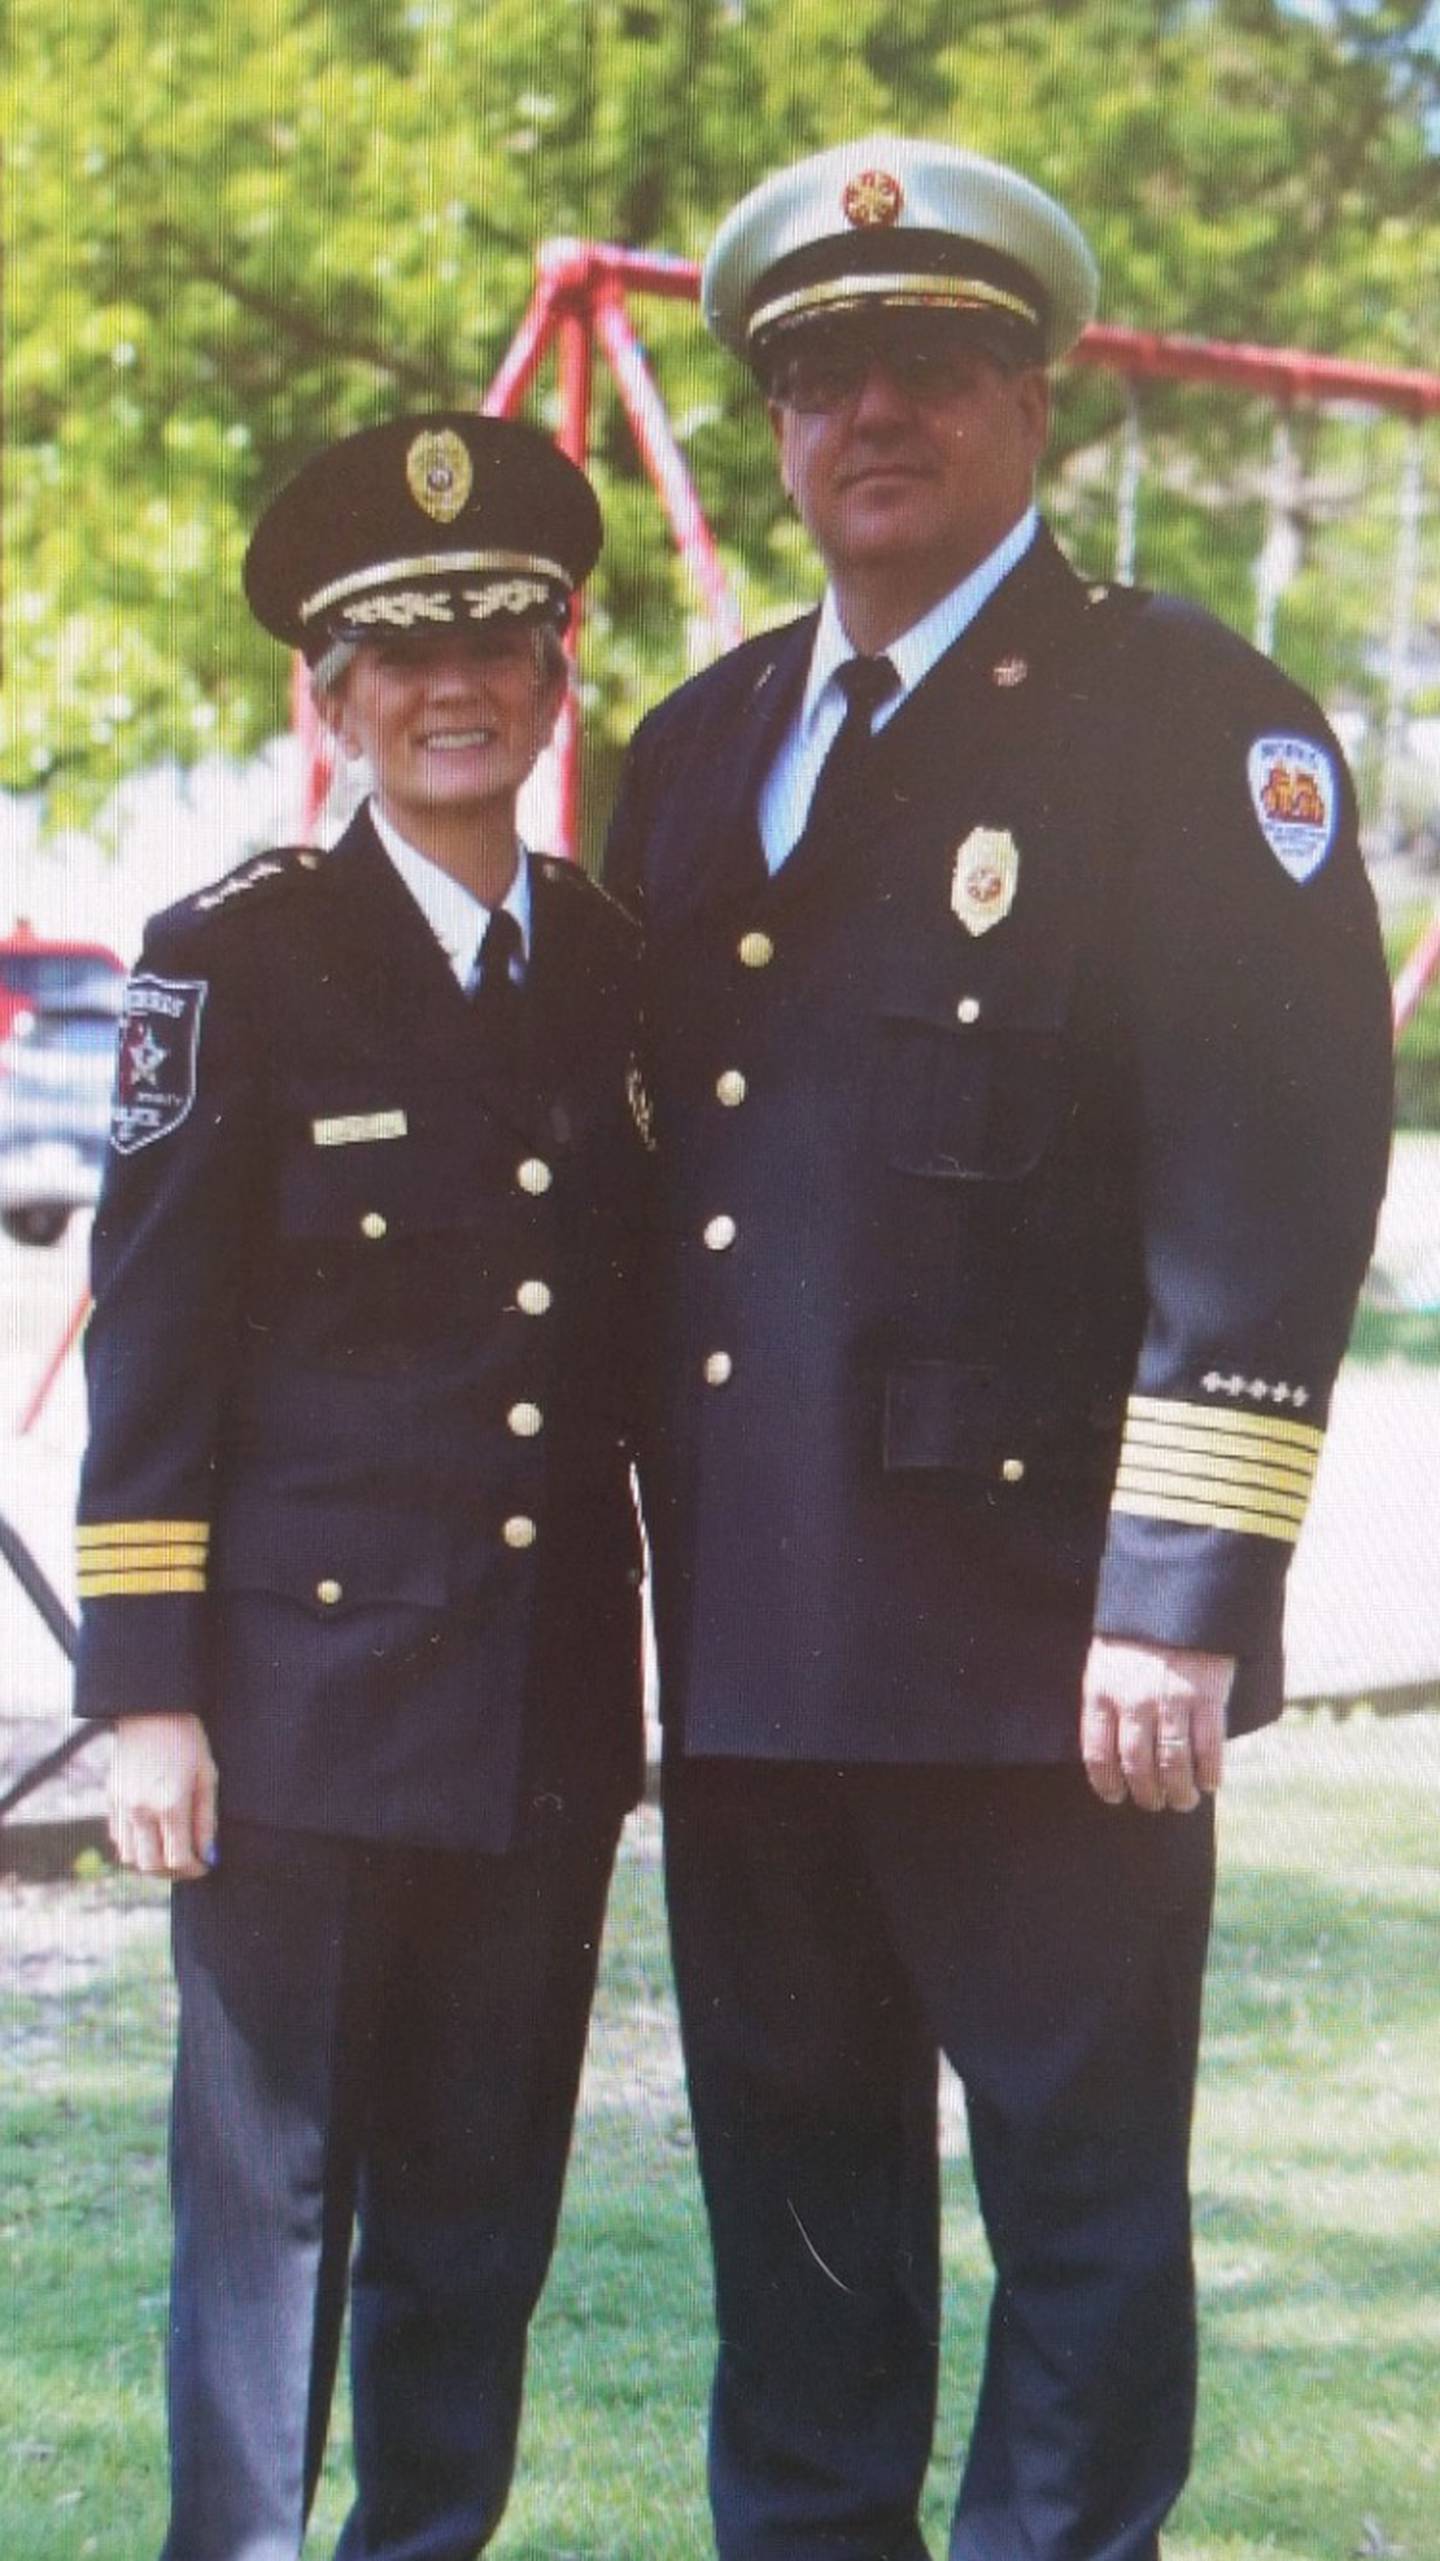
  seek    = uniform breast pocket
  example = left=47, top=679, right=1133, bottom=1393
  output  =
left=274, top=1083, right=507, bottom=1245
left=876, top=973, right=1074, bottom=1183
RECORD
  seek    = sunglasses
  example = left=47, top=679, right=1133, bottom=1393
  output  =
left=766, top=332, right=1014, bottom=416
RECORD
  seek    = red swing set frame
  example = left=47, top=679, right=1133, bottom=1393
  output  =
left=18, top=241, right=1440, bottom=1434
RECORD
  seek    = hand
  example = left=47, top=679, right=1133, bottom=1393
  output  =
left=1080, top=1640, right=1234, bottom=1813
left=108, top=1713, right=218, bottom=1880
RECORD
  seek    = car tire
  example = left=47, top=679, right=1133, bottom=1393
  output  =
left=2, top=1205, right=72, bottom=1247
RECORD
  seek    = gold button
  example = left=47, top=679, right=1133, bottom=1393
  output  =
left=517, top=1157, right=553, bottom=1196
left=738, top=931, right=774, bottom=969
left=956, top=997, right=981, bottom=1026
left=703, top=1352, right=733, bottom=1386
left=298, top=852, right=321, bottom=870
left=503, top=1515, right=538, bottom=1550
left=507, top=1401, right=544, bottom=1438
left=716, top=1070, right=748, bottom=1108
left=703, top=1214, right=737, bottom=1252
left=360, top=1212, right=387, bottom=1240
left=516, top=1280, right=552, bottom=1317
left=316, top=1578, right=343, bottom=1606
left=1001, top=1458, right=1026, bottom=1485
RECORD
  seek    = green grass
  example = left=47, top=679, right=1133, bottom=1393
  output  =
left=4, top=1722, right=1440, bottom=2560
left=1346, top=1299, right=1440, bottom=1369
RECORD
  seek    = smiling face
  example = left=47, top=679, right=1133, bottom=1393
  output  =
left=321, top=623, right=567, bottom=846
left=767, top=331, right=1049, bottom=640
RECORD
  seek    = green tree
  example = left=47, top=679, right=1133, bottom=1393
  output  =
left=3, top=0, right=1436, bottom=829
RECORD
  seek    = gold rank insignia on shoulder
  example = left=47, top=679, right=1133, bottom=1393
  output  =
left=406, top=428, right=473, bottom=524
left=195, top=857, right=287, bottom=910
left=951, top=827, right=1019, bottom=937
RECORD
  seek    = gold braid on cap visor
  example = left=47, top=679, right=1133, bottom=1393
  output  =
left=299, top=550, right=571, bottom=623
left=747, top=271, right=1042, bottom=348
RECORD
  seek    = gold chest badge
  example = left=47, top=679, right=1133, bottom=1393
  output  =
left=951, top=828, right=1020, bottom=936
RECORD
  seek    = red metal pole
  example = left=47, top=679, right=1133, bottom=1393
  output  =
left=592, top=282, right=745, bottom=653
left=1070, top=326, right=1440, bottom=418
left=16, top=1284, right=89, bottom=1437
left=483, top=266, right=568, bottom=419
left=293, top=652, right=333, bottom=841
left=1391, top=916, right=1440, bottom=1040
left=562, top=253, right=1440, bottom=418
left=547, top=291, right=596, bottom=860
left=580, top=245, right=704, bottom=303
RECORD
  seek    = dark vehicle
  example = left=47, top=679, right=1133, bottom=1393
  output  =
left=0, top=927, right=127, bottom=1246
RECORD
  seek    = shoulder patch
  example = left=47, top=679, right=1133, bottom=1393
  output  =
left=110, top=976, right=207, bottom=1153
left=1246, top=735, right=1338, bottom=883
left=186, top=846, right=324, bottom=919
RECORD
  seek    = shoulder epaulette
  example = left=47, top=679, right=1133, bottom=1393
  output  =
left=532, top=854, right=635, bottom=920
left=1073, top=578, right=1153, bottom=632
left=184, top=845, right=327, bottom=920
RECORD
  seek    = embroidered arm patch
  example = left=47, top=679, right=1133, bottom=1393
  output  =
left=1246, top=735, right=1338, bottom=883
left=110, top=976, right=207, bottom=1154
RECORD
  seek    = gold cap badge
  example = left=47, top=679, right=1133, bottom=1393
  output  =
left=951, top=827, right=1020, bottom=937
left=406, top=428, right=473, bottom=524
left=842, top=168, right=904, bottom=228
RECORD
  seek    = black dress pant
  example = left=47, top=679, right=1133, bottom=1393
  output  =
left=663, top=1759, right=1216, bottom=2561
left=161, top=1810, right=619, bottom=2561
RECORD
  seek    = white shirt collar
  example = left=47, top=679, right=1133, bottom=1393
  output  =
left=368, top=799, right=531, bottom=985
left=801, top=505, right=1040, bottom=734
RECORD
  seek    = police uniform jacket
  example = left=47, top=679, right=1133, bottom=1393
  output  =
left=604, top=528, right=1393, bottom=1764
left=75, top=808, right=647, bottom=1852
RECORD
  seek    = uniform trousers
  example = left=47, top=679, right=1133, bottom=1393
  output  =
left=662, top=1758, right=1216, bottom=2561
left=161, top=1809, right=619, bottom=2561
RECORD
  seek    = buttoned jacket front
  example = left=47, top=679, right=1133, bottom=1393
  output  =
left=605, top=530, right=1393, bottom=1764
left=76, top=809, right=647, bottom=1850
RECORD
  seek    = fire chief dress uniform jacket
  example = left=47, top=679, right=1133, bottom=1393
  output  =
left=74, top=806, right=647, bottom=2561
left=604, top=527, right=1393, bottom=2561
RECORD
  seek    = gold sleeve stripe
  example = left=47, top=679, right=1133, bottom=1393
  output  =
left=1110, top=1490, right=1302, bottom=1545
left=76, top=1569, right=209, bottom=1598
left=77, top=1542, right=209, bottom=1570
left=1123, top=1396, right=1322, bottom=1456
left=76, top=1520, right=211, bottom=1549
left=1121, top=1421, right=1318, bottom=1478
left=1114, top=1462, right=1308, bottom=1527
left=1116, top=1438, right=1315, bottom=1499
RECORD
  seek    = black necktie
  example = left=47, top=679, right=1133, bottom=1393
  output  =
left=800, top=653, right=900, bottom=846
left=467, top=906, right=522, bottom=1022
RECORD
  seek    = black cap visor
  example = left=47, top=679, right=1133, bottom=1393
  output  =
left=748, top=229, right=1048, bottom=385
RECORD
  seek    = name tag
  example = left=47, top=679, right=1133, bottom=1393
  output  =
left=311, top=1111, right=408, bottom=1148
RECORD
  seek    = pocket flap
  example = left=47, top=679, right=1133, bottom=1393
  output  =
left=883, top=1363, right=1006, bottom=1472
left=213, top=1501, right=449, bottom=1611
left=882, top=1363, right=1122, bottom=1479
